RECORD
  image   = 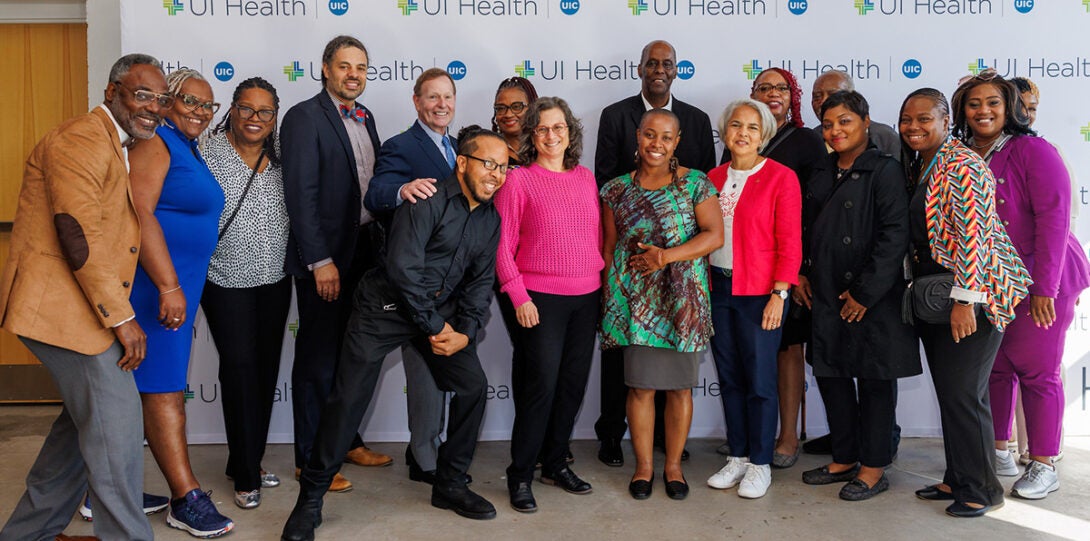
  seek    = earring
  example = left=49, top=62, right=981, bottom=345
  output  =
left=669, top=156, right=679, bottom=172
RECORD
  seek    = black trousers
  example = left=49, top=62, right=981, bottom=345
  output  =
left=202, top=277, right=292, bottom=492
left=299, top=277, right=487, bottom=496
left=507, top=290, right=599, bottom=483
left=816, top=376, right=897, bottom=468
left=918, top=311, right=1005, bottom=506
left=290, top=223, right=381, bottom=467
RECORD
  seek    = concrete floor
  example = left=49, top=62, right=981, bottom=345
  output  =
left=2, top=405, right=1088, bottom=540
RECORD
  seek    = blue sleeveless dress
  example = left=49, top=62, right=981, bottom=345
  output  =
left=131, top=120, right=224, bottom=393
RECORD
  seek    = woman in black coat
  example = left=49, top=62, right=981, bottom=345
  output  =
left=796, top=91, right=920, bottom=501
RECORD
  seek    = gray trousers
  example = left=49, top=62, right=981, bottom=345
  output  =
left=0, top=338, right=152, bottom=541
left=402, top=342, right=445, bottom=471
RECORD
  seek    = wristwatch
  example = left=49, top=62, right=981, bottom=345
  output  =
left=954, top=299, right=973, bottom=306
left=771, top=289, right=789, bottom=300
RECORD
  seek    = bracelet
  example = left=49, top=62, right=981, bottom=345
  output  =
left=159, top=286, right=182, bottom=296
left=954, top=299, right=972, bottom=306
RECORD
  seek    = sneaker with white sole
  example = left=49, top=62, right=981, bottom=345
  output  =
left=995, top=449, right=1020, bottom=477
left=79, top=492, right=170, bottom=521
left=737, top=463, right=772, bottom=499
left=167, top=489, right=234, bottom=538
left=707, top=457, right=749, bottom=489
left=1011, top=461, right=1059, bottom=500
left=234, top=489, right=261, bottom=509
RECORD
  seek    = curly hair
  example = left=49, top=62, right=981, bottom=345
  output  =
left=490, top=77, right=539, bottom=132
left=752, top=67, right=805, bottom=128
left=951, top=74, right=1035, bottom=141
left=517, top=97, right=583, bottom=171
left=212, top=77, right=282, bottom=166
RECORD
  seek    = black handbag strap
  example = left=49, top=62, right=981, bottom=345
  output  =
left=218, top=148, right=265, bottom=241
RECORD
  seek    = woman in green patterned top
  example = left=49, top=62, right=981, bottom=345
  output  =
left=600, top=109, right=723, bottom=501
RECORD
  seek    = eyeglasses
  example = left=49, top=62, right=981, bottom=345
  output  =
left=753, top=83, right=791, bottom=95
left=114, top=81, right=174, bottom=108
left=177, top=93, right=221, bottom=114
left=532, top=124, right=568, bottom=137
left=234, top=104, right=277, bottom=122
left=464, top=154, right=509, bottom=173
left=493, top=102, right=528, bottom=115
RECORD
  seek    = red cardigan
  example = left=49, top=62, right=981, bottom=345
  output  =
left=708, top=159, right=803, bottom=295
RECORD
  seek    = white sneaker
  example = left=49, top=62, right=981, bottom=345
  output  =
left=737, top=464, right=772, bottom=499
left=995, top=449, right=1020, bottom=477
left=707, top=457, right=749, bottom=489
left=1011, top=461, right=1059, bottom=500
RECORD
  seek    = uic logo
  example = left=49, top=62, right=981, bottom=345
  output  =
left=967, top=58, right=988, bottom=75
left=398, top=0, right=419, bottom=15
left=1013, top=0, right=1033, bottom=13
left=629, top=0, right=648, bottom=15
left=515, top=60, right=536, bottom=78
left=560, top=0, right=580, bottom=15
left=329, top=0, right=349, bottom=15
left=787, top=0, right=808, bottom=14
left=163, top=0, right=184, bottom=16
left=677, top=60, right=695, bottom=80
left=902, top=59, right=922, bottom=79
left=284, top=61, right=305, bottom=82
left=1081, top=123, right=1090, bottom=142
left=742, top=59, right=764, bottom=80
left=447, top=60, right=467, bottom=80
left=214, top=61, right=235, bottom=82
left=854, top=0, right=874, bottom=15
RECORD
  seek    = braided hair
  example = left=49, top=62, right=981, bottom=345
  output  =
left=753, top=67, right=805, bottom=128
left=213, top=77, right=281, bottom=166
left=490, top=77, right=539, bottom=133
left=898, top=88, right=949, bottom=191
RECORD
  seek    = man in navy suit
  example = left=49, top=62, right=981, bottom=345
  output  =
left=363, top=67, right=458, bottom=485
left=280, top=35, right=393, bottom=492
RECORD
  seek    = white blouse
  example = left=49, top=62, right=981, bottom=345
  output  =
left=709, top=159, right=766, bottom=270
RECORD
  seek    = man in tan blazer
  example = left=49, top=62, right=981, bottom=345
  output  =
left=0, top=54, right=170, bottom=541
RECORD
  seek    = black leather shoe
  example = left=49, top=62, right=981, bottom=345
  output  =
left=598, top=439, right=623, bottom=467
left=663, top=473, right=689, bottom=500
left=839, top=475, right=889, bottom=501
left=802, top=464, right=860, bottom=485
left=431, top=484, right=497, bottom=520
left=407, top=447, right=471, bottom=485
left=508, top=482, right=537, bottom=513
left=803, top=434, right=832, bottom=455
left=541, top=467, right=592, bottom=495
left=628, top=473, right=654, bottom=500
left=945, top=500, right=1003, bottom=518
left=915, top=484, right=954, bottom=501
left=281, top=497, right=322, bottom=541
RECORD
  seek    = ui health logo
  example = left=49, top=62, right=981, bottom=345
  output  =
left=742, top=59, right=764, bottom=80
left=163, top=0, right=184, bottom=15
left=397, top=0, right=542, bottom=15
left=968, top=58, right=989, bottom=75
left=1082, top=123, right=1090, bottom=142
left=854, top=0, right=994, bottom=15
left=854, top=0, right=873, bottom=14
left=398, top=0, right=418, bottom=15
left=629, top=0, right=647, bottom=14
left=283, top=61, right=305, bottom=82
left=515, top=60, right=535, bottom=78
left=627, top=0, right=768, bottom=16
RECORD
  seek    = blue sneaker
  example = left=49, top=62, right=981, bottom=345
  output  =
left=167, top=489, right=235, bottom=538
left=78, top=492, right=170, bottom=521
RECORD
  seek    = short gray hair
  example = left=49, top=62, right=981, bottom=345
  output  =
left=815, top=69, right=855, bottom=92
left=718, top=99, right=777, bottom=153
left=166, top=68, right=206, bottom=95
left=107, top=53, right=162, bottom=84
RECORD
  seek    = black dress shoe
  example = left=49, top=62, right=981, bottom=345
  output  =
left=915, top=484, right=955, bottom=501
left=508, top=482, right=537, bottom=513
left=802, top=464, right=860, bottom=485
left=281, top=497, right=323, bottom=541
left=802, top=434, right=832, bottom=455
left=541, top=467, right=592, bottom=494
left=628, top=473, right=654, bottom=500
left=946, top=500, right=1003, bottom=518
left=663, top=473, right=689, bottom=500
left=431, top=484, right=497, bottom=520
left=839, top=475, right=889, bottom=501
left=598, top=439, right=623, bottom=467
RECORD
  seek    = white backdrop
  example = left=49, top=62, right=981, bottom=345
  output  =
left=120, top=0, right=1090, bottom=443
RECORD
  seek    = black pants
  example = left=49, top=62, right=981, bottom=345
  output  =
left=507, top=290, right=599, bottom=483
left=202, top=277, right=292, bottom=492
left=918, top=311, right=1005, bottom=506
left=816, top=376, right=897, bottom=468
left=290, top=224, right=381, bottom=468
left=299, top=276, right=487, bottom=497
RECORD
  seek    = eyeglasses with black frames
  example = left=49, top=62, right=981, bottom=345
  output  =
left=493, top=102, right=528, bottom=115
left=234, top=104, right=277, bottom=122
left=464, top=154, right=509, bottom=173
left=753, top=83, right=791, bottom=95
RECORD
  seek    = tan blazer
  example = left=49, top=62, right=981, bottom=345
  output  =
left=0, top=107, right=141, bottom=355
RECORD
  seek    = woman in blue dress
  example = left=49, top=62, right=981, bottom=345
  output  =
left=127, top=68, right=233, bottom=538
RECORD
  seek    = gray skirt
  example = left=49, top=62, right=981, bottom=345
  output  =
left=623, top=345, right=702, bottom=390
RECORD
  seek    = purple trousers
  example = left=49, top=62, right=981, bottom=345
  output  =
left=989, top=295, right=1076, bottom=456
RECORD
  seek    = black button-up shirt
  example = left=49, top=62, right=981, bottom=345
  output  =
left=384, top=173, right=500, bottom=340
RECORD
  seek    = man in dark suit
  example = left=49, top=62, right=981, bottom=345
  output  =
left=281, top=35, right=392, bottom=494
left=593, top=40, right=716, bottom=467
left=362, top=67, right=458, bottom=485
left=0, top=53, right=166, bottom=541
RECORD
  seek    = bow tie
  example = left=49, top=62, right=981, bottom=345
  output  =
left=339, top=104, right=367, bottom=124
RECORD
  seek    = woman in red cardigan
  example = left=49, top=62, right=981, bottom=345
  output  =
left=705, top=98, right=802, bottom=499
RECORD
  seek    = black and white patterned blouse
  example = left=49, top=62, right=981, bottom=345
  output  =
left=203, top=132, right=288, bottom=288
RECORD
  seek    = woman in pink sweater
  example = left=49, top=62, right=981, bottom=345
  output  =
left=495, top=97, right=604, bottom=513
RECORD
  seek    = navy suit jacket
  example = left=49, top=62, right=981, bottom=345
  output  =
left=364, top=121, right=456, bottom=214
left=281, top=91, right=381, bottom=277
left=594, top=94, right=716, bottom=187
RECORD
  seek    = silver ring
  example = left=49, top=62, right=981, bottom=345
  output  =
left=172, top=317, right=181, bottom=322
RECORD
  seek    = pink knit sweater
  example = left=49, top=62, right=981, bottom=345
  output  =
left=494, top=163, right=604, bottom=308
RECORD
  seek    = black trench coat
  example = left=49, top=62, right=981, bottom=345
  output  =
left=802, top=148, right=921, bottom=380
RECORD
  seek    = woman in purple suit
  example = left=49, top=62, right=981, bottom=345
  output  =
left=952, top=73, right=1090, bottom=501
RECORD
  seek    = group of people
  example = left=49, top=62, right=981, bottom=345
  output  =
left=0, top=32, right=1084, bottom=541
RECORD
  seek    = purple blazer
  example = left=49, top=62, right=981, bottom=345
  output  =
left=990, top=135, right=1090, bottom=298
